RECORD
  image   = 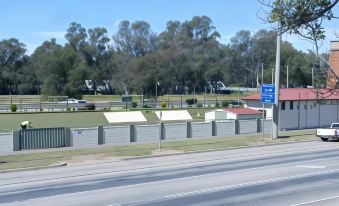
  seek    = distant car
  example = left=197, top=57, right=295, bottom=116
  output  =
left=58, top=98, right=87, bottom=104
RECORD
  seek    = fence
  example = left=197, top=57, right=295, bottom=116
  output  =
left=0, top=119, right=274, bottom=153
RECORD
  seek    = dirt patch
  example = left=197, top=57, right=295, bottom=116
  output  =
left=67, top=154, right=121, bottom=166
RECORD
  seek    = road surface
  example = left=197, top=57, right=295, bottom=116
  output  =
left=1, top=141, right=339, bottom=206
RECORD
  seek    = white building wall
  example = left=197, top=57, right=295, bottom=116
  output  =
left=227, top=113, right=237, bottom=120
left=280, top=101, right=299, bottom=130
left=246, top=100, right=272, bottom=119
left=205, top=111, right=215, bottom=121
left=320, top=100, right=338, bottom=127
left=248, top=99, right=339, bottom=130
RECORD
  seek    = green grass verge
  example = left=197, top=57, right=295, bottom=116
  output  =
left=0, top=112, right=108, bottom=130
left=0, top=130, right=317, bottom=170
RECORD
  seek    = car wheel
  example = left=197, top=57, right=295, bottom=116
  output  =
left=321, top=137, right=329, bottom=142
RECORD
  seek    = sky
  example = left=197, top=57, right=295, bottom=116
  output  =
left=1, top=0, right=338, bottom=54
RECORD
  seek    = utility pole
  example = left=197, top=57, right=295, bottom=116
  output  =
left=272, top=33, right=282, bottom=139
left=272, top=67, right=275, bottom=84
left=286, top=65, right=289, bottom=88
left=261, top=63, right=264, bottom=86
left=312, top=67, right=314, bottom=88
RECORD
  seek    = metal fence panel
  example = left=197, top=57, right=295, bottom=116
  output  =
left=0, top=133, right=13, bottom=153
left=135, top=125, right=160, bottom=143
left=216, top=121, right=235, bottom=136
left=19, top=127, right=66, bottom=149
left=239, top=120, right=258, bottom=134
left=72, top=128, right=98, bottom=147
left=165, top=123, right=187, bottom=140
left=191, top=122, right=212, bottom=138
left=104, top=126, right=130, bottom=145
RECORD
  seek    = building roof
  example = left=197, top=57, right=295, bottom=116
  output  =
left=224, top=108, right=262, bottom=115
left=242, top=88, right=339, bottom=101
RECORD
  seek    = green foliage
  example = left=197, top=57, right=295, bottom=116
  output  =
left=186, top=98, right=197, bottom=105
left=0, top=15, right=323, bottom=96
left=10, top=104, right=17, bottom=112
left=196, top=103, right=203, bottom=108
left=221, top=100, right=229, bottom=108
left=131, top=102, right=138, bottom=108
left=161, top=101, right=167, bottom=108
left=215, top=102, right=220, bottom=108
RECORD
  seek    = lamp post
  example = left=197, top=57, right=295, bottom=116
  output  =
left=155, top=81, right=159, bottom=108
left=272, top=32, right=282, bottom=139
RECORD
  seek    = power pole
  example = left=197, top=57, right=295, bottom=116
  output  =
left=261, top=63, right=264, bottom=86
left=286, top=65, right=289, bottom=88
left=272, top=67, right=275, bottom=84
left=312, top=67, right=314, bottom=88
left=272, top=33, right=282, bottom=139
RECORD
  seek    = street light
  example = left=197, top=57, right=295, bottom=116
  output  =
left=155, top=81, right=159, bottom=107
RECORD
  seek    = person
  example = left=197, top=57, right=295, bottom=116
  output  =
left=20, top=121, right=31, bottom=129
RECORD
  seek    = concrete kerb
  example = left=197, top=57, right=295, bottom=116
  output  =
left=121, top=140, right=318, bottom=161
left=0, top=162, right=67, bottom=174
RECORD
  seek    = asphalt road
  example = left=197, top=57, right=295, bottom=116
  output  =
left=1, top=141, right=339, bottom=206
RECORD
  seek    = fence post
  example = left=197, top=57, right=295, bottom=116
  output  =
left=160, top=122, right=165, bottom=140
left=65, top=127, right=72, bottom=147
left=257, top=119, right=261, bottom=133
left=130, top=125, right=136, bottom=142
left=212, top=121, right=216, bottom=136
left=235, top=120, right=240, bottom=134
left=187, top=122, right=192, bottom=138
left=13, top=130, right=21, bottom=151
left=98, top=125, right=105, bottom=145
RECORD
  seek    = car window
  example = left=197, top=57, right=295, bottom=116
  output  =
left=331, top=124, right=339, bottom=128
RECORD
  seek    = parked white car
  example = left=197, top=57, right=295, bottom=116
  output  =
left=316, top=123, right=339, bottom=141
left=58, top=98, right=87, bottom=104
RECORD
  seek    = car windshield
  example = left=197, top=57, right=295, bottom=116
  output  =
left=332, top=124, right=339, bottom=128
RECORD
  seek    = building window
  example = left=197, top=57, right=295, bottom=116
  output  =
left=290, top=101, right=294, bottom=110
left=281, top=101, right=286, bottom=110
left=297, top=104, right=300, bottom=110
left=304, top=104, right=307, bottom=109
left=310, top=105, right=313, bottom=109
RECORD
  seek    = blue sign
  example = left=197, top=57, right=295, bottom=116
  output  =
left=261, top=84, right=275, bottom=104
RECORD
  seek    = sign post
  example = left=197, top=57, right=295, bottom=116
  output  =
left=261, top=84, right=275, bottom=141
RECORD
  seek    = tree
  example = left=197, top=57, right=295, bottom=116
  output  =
left=0, top=38, right=26, bottom=94
left=260, top=0, right=339, bottom=91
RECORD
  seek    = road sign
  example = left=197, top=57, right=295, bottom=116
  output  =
left=261, top=84, right=275, bottom=104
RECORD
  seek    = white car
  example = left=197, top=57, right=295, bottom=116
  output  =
left=59, top=98, right=87, bottom=104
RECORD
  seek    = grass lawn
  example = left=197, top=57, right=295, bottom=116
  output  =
left=0, top=112, right=108, bottom=130
left=0, top=130, right=317, bottom=170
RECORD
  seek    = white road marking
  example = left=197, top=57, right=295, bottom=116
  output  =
left=165, top=169, right=339, bottom=199
left=3, top=157, right=339, bottom=203
left=290, top=195, right=339, bottom=206
left=294, top=165, right=326, bottom=169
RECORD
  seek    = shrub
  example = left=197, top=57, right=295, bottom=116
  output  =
left=161, top=101, right=167, bottom=108
left=131, top=102, right=138, bottom=108
left=66, top=107, right=71, bottom=112
left=196, top=103, right=203, bottom=108
left=143, top=104, right=150, bottom=108
left=10, top=104, right=17, bottom=112
left=215, top=102, right=220, bottom=108
left=222, top=100, right=229, bottom=108
left=185, top=98, right=197, bottom=105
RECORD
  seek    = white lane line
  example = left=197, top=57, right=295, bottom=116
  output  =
left=165, top=169, right=339, bottom=199
left=290, top=195, right=339, bottom=206
left=4, top=158, right=339, bottom=203
left=294, top=165, right=326, bottom=169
